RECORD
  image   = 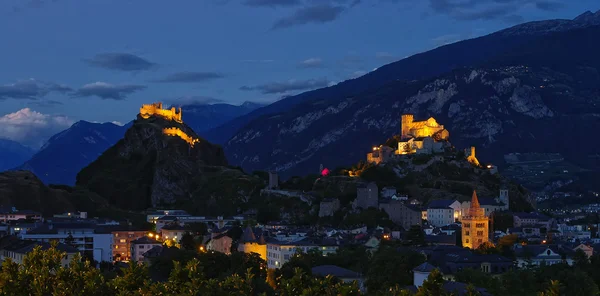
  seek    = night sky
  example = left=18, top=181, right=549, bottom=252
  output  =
left=0, top=0, right=598, bottom=148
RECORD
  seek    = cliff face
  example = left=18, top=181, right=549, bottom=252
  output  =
left=75, top=114, right=240, bottom=211
left=224, top=25, right=600, bottom=178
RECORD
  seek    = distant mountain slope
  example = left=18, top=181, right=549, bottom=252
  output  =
left=17, top=121, right=130, bottom=185
left=0, top=139, right=35, bottom=172
left=203, top=11, right=600, bottom=145
left=180, top=101, right=263, bottom=136
left=224, top=24, right=600, bottom=178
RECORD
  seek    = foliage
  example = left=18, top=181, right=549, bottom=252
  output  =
left=366, top=247, right=426, bottom=292
left=342, top=208, right=395, bottom=228
left=179, top=232, right=197, bottom=251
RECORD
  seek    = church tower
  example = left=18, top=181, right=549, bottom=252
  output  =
left=499, top=188, right=509, bottom=210
left=462, top=190, right=490, bottom=249
left=401, top=114, right=414, bottom=139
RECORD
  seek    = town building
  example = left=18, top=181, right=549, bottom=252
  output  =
left=460, top=189, right=509, bottom=216
left=461, top=191, right=490, bottom=249
left=111, top=229, right=148, bottom=262
left=266, top=238, right=338, bottom=269
left=268, top=172, right=279, bottom=189
left=0, top=237, right=79, bottom=267
left=514, top=244, right=576, bottom=267
left=130, top=236, right=162, bottom=262
left=353, top=182, right=379, bottom=210
left=18, top=222, right=113, bottom=263
left=146, top=210, right=190, bottom=224
left=426, top=200, right=462, bottom=227
left=378, top=201, right=422, bottom=230
left=513, top=212, right=554, bottom=229
left=311, top=265, right=365, bottom=292
left=409, top=262, right=492, bottom=295
left=0, top=207, right=42, bottom=223
left=206, top=229, right=232, bottom=255
left=367, top=145, right=395, bottom=164
left=160, top=224, right=187, bottom=243
left=238, top=226, right=267, bottom=261
left=397, top=115, right=449, bottom=155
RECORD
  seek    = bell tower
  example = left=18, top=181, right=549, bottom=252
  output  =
left=462, top=190, right=490, bottom=249
left=401, top=114, right=414, bottom=139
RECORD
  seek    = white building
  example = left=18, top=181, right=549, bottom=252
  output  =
left=460, top=189, right=509, bottom=216
left=130, top=236, right=162, bottom=262
left=0, top=207, right=42, bottom=223
left=266, top=239, right=338, bottom=269
left=426, top=200, right=462, bottom=227
left=18, top=222, right=113, bottom=264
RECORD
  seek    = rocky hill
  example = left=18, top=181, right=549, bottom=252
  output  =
left=16, top=120, right=130, bottom=186
left=76, top=110, right=262, bottom=214
left=225, top=24, right=600, bottom=178
left=0, top=139, right=34, bottom=172
left=203, top=11, right=600, bottom=146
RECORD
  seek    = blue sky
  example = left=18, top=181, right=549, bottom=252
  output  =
left=0, top=0, right=598, bottom=148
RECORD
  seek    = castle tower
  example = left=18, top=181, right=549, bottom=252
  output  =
left=499, top=188, right=509, bottom=210
left=401, top=114, right=414, bottom=139
left=462, top=190, right=490, bottom=249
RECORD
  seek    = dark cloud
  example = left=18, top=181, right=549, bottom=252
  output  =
left=240, top=78, right=330, bottom=94
left=272, top=4, right=345, bottom=29
left=299, top=57, right=324, bottom=68
left=427, top=0, right=566, bottom=22
left=166, top=96, right=225, bottom=106
left=244, top=0, right=302, bottom=7
left=72, top=82, right=146, bottom=100
left=27, top=100, right=64, bottom=107
left=535, top=1, right=564, bottom=11
left=0, top=79, right=71, bottom=100
left=84, top=53, right=156, bottom=72
left=151, top=72, right=225, bottom=83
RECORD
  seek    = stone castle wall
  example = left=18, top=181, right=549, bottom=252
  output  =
left=400, top=114, right=447, bottom=140
left=140, top=102, right=183, bottom=123
left=163, top=127, right=199, bottom=147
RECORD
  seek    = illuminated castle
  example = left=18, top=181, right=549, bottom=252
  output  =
left=466, top=146, right=481, bottom=166
left=400, top=114, right=448, bottom=140
left=139, top=102, right=199, bottom=147
left=461, top=190, right=490, bottom=249
left=397, top=114, right=449, bottom=155
left=163, top=127, right=199, bottom=147
left=140, top=102, right=182, bottom=123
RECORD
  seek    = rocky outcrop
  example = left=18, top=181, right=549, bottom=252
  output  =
left=0, top=171, right=74, bottom=215
left=76, top=115, right=232, bottom=210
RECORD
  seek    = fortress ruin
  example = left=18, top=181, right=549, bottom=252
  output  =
left=139, top=102, right=199, bottom=147
left=140, top=102, right=183, bottom=123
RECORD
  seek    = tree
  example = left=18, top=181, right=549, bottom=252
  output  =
left=405, top=225, right=425, bottom=246
left=367, top=247, right=425, bottom=292
left=537, top=280, right=561, bottom=296
left=416, top=269, right=450, bottom=296
left=179, top=232, right=197, bottom=251
left=475, top=242, right=499, bottom=255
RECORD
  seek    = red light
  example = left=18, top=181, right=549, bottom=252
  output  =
left=321, top=168, right=330, bottom=176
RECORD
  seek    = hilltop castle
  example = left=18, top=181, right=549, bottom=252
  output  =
left=139, top=102, right=199, bottom=147
left=398, top=114, right=449, bottom=155
left=140, top=102, right=183, bottom=123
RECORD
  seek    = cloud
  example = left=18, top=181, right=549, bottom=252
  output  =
left=0, top=108, right=73, bottom=148
left=351, top=70, right=367, bottom=78
left=84, top=53, right=156, bottom=72
left=272, top=4, right=345, bottom=29
left=427, top=0, right=565, bottom=22
left=166, top=96, right=225, bottom=106
left=240, top=78, right=330, bottom=94
left=27, top=100, right=64, bottom=108
left=151, top=72, right=225, bottom=83
left=0, top=79, right=71, bottom=100
left=299, top=57, right=324, bottom=68
left=244, top=0, right=302, bottom=7
left=375, top=51, right=397, bottom=62
left=72, top=82, right=146, bottom=100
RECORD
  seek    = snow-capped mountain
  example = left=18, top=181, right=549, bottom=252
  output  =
left=17, top=120, right=131, bottom=185
left=223, top=14, right=600, bottom=177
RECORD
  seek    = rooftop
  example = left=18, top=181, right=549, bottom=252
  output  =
left=311, top=265, right=362, bottom=279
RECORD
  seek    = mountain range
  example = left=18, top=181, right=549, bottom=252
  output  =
left=203, top=11, right=600, bottom=147
left=17, top=121, right=131, bottom=185
left=221, top=11, right=600, bottom=178
left=177, top=101, right=264, bottom=137
left=0, top=139, right=35, bottom=172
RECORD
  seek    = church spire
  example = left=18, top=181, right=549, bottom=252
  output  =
left=471, top=190, right=480, bottom=208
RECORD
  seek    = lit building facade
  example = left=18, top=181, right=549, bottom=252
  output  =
left=461, top=191, right=490, bottom=249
